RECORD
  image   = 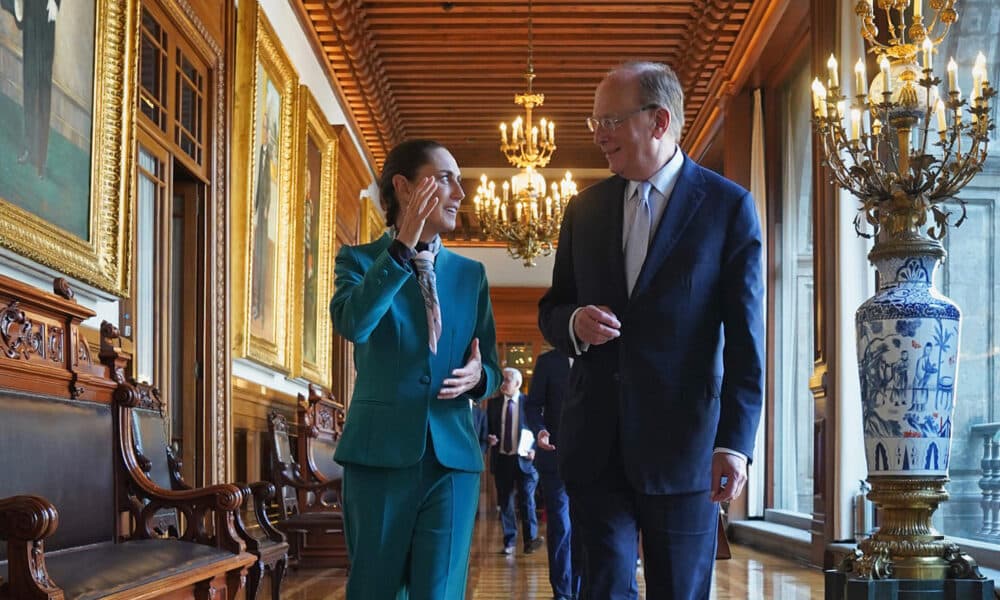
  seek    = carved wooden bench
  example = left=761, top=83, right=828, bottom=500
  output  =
left=0, top=276, right=254, bottom=600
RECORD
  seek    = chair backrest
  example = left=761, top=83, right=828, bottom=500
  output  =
left=297, top=386, right=344, bottom=510
left=128, top=389, right=181, bottom=536
left=267, top=410, right=300, bottom=518
left=0, top=390, right=115, bottom=559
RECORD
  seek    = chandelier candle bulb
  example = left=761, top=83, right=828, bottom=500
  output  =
left=947, top=57, right=958, bottom=94
left=880, top=56, right=892, bottom=96
left=913, top=0, right=921, bottom=19
left=828, top=54, right=839, bottom=89
left=548, top=121, right=554, bottom=142
left=855, top=59, right=867, bottom=96
left=935, top=99, right=947, bottom=136
left=812, top=79, right=827, bottom=117
left=850, top=109, right=861, bottom=141
left=500, top=123, right=507, bottom=144
left=922, top=39, right=933, bottom=70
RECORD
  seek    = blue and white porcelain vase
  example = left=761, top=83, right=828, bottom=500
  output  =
left=857, top=241, right=961, bottom=478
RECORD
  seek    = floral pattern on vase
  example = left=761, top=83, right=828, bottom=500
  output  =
left=857, top=254, right=960, bottom=477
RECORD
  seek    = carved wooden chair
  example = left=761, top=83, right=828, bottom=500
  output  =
left=103, top=324, right=289, bottom=600
left=268, top=409, right=350, bottom=569
left=295, top=384, right=346, bottom=512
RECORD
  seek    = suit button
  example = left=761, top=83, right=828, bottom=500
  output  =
left=420, top=375, right=431, bottom=384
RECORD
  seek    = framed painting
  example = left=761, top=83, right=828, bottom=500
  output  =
left=232, top=2, right=298, bottom=369
left=360, top=193, right=386, bottom=244
left=289, top=85, right=338, bottom=386
left=0, top=0, right=137, bottom=295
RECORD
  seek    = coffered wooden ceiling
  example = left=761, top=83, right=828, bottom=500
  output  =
left=295, top=0, right=788, bottom=177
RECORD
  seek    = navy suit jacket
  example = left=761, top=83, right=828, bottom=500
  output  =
left=525, top=349, right=571, bottom=473
left=538, top=155, right=764, bottom=495
left=487, top=394, right=537, bottom=475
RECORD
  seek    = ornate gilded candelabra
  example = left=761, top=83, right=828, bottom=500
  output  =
left=818, top=1, right=996, bottom=592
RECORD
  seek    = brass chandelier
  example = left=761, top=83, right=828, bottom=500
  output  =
left=473, top=0, right=577, bottom=267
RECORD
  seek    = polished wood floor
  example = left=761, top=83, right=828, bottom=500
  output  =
left=264, top=500, right=824, bottom=599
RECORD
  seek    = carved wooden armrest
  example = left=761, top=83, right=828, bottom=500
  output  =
left=240, top=481, right=285, bottom=545
left=0, top=495, right=64, bottom=599
left=277, top=467, right=338, bottom=494
left=126, top=474, right=246, bottom=554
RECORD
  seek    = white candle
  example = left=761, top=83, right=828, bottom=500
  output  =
left=548, top=121, right=555, bottom=142
left=922, top=38, right=933, bottom=70
left=880, top=56, right=892, bottom=96
left=947, top=58, right=958, bottom=93
left=913, top=0, right=921, bottom=19
left=935, top=99, right=947, bottom=132
left=539, top=119, right=547, bottom=141
left=850, top=109, right=861, bottom=141
left=500, top=123, right=507, bottom=145
left=827, top=54, right=839, bottom=89
left=811, top=78, right=827, bottom=117
left=855, top=59, right=867, bottom=95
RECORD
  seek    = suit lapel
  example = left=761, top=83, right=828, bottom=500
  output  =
left=632, top=157, right=705, bottom=297
left=600, top=177, right=630, bottom=307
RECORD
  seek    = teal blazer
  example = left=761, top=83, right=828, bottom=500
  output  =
left=331, top=234, right=501, bottom=472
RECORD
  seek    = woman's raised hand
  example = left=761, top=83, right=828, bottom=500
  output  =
left=395, top=176, right=440, bottom=249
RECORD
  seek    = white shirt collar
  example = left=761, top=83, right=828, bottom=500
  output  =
left=624, top=148, right=685, bottom=203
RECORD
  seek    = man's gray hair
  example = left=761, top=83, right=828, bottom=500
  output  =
left=615, top=61, right=685, bottom=141
left=502, top=367, right=523, bottom=386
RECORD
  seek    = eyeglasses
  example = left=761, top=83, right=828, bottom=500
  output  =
left=585, top=104, right=660, bottom=133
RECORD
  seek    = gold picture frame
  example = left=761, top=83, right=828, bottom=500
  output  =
left=289, top=85, right=338, bottom=386
left=0, top=0, right=138, bottom=296
left=360, top=194, right=386, bottom=244
left=232, top=2, right=299, bottom=369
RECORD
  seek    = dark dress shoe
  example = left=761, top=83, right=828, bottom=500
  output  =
left=524, top=536, right=544, bottom=554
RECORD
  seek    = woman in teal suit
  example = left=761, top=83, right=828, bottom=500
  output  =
left=331, top=139, right=501, bottom=599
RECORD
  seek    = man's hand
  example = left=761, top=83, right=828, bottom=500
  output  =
left=487, top=434, right=498, bottom=447
left=572, top=305, right=621, bottom=346
left=438, top=338, right=482, bottom=399
left=395, top=176, right=440, bottom=249
left=710, top=452, right=748, bottom=503
left=537, top=429, right=555, bottom=451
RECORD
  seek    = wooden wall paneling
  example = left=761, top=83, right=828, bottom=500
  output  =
left=185, top=0, right=226, bottom=47
left=809, top=0, right=840, bottom=569
left=489, top=287, right=549, bottom=390
left=720, top=89, right=753, bottom=522
left=231, top=376, right=300, bottom=484
left=330, top=127, right=374, bottom=409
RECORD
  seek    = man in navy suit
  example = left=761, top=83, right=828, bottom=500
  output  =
left=526, top=348, right=582, bottom=600
left=538, top=61, right=764, bottom=599
left=487, top=367, right=544, bottom=555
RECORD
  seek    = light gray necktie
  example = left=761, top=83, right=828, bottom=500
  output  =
left=412, top=250, right=442, bottom=354
left=624, top=181, right=652, bottom=296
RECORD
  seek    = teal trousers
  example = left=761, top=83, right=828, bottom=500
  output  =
left=341, top=438, right=480, bottom=600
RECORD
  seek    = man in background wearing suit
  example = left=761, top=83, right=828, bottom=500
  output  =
left=538, top=61, right=764, bottom=599
left=526, top=348, right=582, bottom=600
left=487, top=367, right=544, bottom=555
left=472, top=398, right=490, bottom=456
